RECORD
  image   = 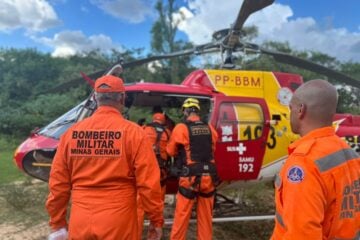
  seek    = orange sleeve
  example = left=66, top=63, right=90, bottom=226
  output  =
left=133, top=131, right=164, bottom=227
left=166, top=123, right=188, bottom=157
left=46, top=133, right=71, bottom=230
left=276, top=155, right=326, bottom=240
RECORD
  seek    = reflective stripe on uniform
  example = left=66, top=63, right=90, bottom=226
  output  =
left=275, top=211, right=286, bottom=229
left=314, top=149, right=359, bottom=173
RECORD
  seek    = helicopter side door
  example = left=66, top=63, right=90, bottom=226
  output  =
left=210, top=96, right=270, bottom=181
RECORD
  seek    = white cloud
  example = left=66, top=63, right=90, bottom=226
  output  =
left=90, top=0, right=153, bottom=23
left=34, top=30, right=123, bottom=57
left=0, top=0, right=61, bottom=33
left=178, top=0, right=360, bottom=62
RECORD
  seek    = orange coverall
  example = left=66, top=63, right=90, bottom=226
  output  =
left=167, top=115, right=218, bottom=240
left=46, top=106, right=164, bottom=240
left=271, top=127, right=360, bottom=240
left=137, top=122, right=171, bottom=239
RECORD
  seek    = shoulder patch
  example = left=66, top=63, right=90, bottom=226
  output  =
left=287, top=166, right=305, bottom=183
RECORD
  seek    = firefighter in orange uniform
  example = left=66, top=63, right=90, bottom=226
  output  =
left=167, top=98, right=218, bottom=240
left=137, top=112, right=171, bottom=239
left=271, top=79, right=360, bottom=240
left=46, top=75, right=164, bottom=240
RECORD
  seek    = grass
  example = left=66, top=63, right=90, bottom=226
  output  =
left=0, top=136, right=26, bottom=185
left=1, top=150, right=27, bottom=184
left=0, top=136, right=48, bottom=228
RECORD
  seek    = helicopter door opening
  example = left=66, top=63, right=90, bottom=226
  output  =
left=124, top=91, right=212, bottom=194
left=124, top=91, right=212, bottom=126
left=210, top=96, right=270, bottom=181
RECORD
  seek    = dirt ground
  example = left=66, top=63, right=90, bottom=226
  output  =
left=0, top=181, right=275, bottom=240
left=0, top=220, right=274, bottom=240
left=0, top=222, right=49, bottom=240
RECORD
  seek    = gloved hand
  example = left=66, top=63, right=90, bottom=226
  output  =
left=48, top=227, right=68, bottom=240
left=147, top=223, right=162, bottom=240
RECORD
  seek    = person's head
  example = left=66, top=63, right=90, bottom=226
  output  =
left=94, top=75, right=125, bottom=112
left=289, top=79, right=338, bottom=136
left=182, top=98, right=200, bottom=118
left=152, top=113, right=166, bottom=125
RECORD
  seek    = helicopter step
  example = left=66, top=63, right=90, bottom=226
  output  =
left=144, top=214, right=275, bottom=226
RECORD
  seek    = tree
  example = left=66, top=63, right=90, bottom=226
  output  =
left=150, top=0, right=194, bottom=84
left=0, top=48, right=111, bottom=137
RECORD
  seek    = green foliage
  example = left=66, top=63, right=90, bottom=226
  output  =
left=337, top=62, right=360, bottom=113
left=0, top=48, right=106, bottom=137
left=0, top=89, right=86, bottom=136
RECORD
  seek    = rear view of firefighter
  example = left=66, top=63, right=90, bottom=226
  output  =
left=271, top=80, right=360, bottom=240
left=138, top=112, right=171, bottom=239
left=46, top=75, right=163, bottom=240
left=167, top=98, right=218, bottom=240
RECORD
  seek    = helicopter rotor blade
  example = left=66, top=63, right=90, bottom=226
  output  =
left=223, top=0, right=274, bottom=64
left=122, top=42, right=220, bottom=68
left=233, top=0, right=275, bottom=32
left=42, top=42, right=221, bottom=94
left=41, top=69, right=105, bottom=94
left=255, top=46, right=360, bottom=88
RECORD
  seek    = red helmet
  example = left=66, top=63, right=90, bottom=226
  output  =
left=152, top=113, right=166, bottom=124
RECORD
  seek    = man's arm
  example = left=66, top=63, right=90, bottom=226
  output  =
left=46, top=134, right=71, bottom=231
left=279, top=157, right=326, bottom=240
left=166, top=124, right=187, bottom=157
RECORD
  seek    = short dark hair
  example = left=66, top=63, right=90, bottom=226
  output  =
left=95, top=92, right=124, bottom=105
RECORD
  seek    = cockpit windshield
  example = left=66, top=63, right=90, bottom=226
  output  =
left=38, top=100, right=86, bottom=139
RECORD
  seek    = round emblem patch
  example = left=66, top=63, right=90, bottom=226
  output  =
left=287, top=166, right=304, bottom=183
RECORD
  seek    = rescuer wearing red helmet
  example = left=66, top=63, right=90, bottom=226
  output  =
left=137, top=112, right=171, bottom=239
left=167, top=98, right=218, bottom=240
left=46, top=75, right=164, bottom=240
left=271, top=80, right=360, bottom=240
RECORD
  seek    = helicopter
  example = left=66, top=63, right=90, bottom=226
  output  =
left=13, top=0, right=360, bottom=194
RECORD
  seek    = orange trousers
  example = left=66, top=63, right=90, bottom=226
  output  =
left=170, top=176, right=215, bottom=240
left=68, top=201, right=138, bottom=240
left=137, top=186, right=166, bottom=239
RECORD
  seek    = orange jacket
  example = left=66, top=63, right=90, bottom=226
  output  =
left=271, top=127, right=360, bottom=240
left=46, top=106, right=164, bottom=232
left=166, top=115, right=217, bottom=164
left=143, top=123, right=171, bottom=161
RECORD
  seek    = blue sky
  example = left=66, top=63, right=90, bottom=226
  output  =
left=0, top=0, right=359, bottom=62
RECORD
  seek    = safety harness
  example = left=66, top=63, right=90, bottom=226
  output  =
left=147, top=122, right=169, bottom=186
left=178, top=120, right=218, bottom=199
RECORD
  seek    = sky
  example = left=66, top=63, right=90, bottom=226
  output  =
left=0, top=0, right=359, bottom=62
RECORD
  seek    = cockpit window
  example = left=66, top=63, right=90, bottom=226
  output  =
left=38, top=100, right=85, bottom=139
left=38, top=92, right=211, bottom=139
